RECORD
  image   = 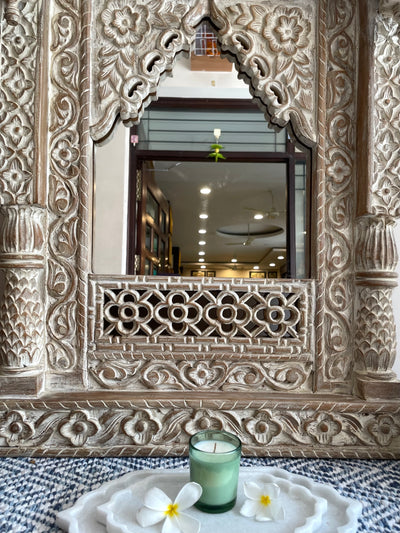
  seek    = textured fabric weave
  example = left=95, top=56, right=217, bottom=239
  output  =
left=0, top=457, right=399, bottom=532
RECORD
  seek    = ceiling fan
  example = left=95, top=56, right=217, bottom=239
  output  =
left=243, top=190, right=285, bottom=220
left=224, top=224, right=256, bottom=246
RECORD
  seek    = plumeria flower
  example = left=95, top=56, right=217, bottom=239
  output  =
left=240, top=482, right=284, bottom=522
left=137, top=482, right=202, bottom=533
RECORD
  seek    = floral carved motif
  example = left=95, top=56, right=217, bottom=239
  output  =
left=0, top=401, right=399, bottom=458
left=0, top=0, right=37, bottom=204
left=316, top=0, right=356, bottom=390
left=212, top=2, right=316, bottom=143
left=371, top=10, right=400, bottom=216
left=89, top=353, right=312, bottom=392
left=91, top=0, right=317, bottom=144
left=101, top=287, right=305, bottom=340
left=47, top=0, right=82, bottom=373
left=92, top=276, right=313, bottom=346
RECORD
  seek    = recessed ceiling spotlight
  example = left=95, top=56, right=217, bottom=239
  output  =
left=199, top=213, right=208, bottom=219
left=199, top=251, right=205, bottom=256
left=277, top=255, right=284, bottom=260
left=198, top=229, right=207, bottom=234
left=200, top=187, right=211, bottom=195
left=231, top=258, right=238, bottom=263
left=254, top=213, right=264, bottom=220
left=198, top=240, right=206, bottom=245
left=201, top=265, right=206, bottom=269
left=253, top=265, right=260, bottom=270
left=199, top=258, right=205, bottom=263
left=269, top=262, right=276, bottom=267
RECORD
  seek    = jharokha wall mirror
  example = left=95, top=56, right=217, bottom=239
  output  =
left=0, top=0, right=399, bottom=458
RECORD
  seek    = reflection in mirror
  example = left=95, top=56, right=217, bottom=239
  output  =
left=93, top=24, right=310, bottom=279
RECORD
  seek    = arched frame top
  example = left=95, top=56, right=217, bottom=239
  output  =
left=0, top=0, right=399, bottom=458
left=90, top=0, right=318, bottom=148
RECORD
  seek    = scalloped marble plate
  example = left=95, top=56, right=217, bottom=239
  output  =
left=56, top=467, right=362, bottom=533
left=96, top=473, right=327, bottom=533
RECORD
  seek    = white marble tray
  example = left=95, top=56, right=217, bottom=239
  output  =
left=56, top=467, right=362, bottom=533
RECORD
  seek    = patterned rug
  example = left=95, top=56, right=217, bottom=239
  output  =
left=0, top=456, right=399, bottom=532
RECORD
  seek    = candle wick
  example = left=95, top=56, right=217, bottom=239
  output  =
left=213, top=442, right=217, bottom=453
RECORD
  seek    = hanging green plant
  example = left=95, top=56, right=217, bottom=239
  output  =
left=208, top=143, right=226, bottom=162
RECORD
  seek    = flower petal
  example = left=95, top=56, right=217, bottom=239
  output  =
left=137, top=507, right=165, bottom=527
left=162, top=516, right=181, bottom=533
left=176, top=512, right=201, bottom=533
left=270, top=500, right=285, bottom=521
left=243, top=481, right=263, bottom=500
left=263, top=483, right=280, bottom=499
left=143, top=486, right=172, bottom=510
left=174, top=482, right=202, bottom=511
left=255, top=508, right=273, bottom=522
left=239, top=499, right=259, bottom=517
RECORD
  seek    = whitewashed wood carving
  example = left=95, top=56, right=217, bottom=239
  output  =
left=0, top=400, right=399, bottom=458
left=0, top=0, right=37, bottom=205
left=0, top=205, right=46, bottom=377
left=0, top=0, right=399, bottom=459
left=46, top=0, right=82, bottom=375
left=91, top=0, right=317, bottom=144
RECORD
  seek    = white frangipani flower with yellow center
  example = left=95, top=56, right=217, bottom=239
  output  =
left=137, top=482, right=202, bottom=533
left=240, top=481, right=284, bottom=522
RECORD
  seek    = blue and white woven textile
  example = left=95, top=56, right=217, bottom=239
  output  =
left=0, top=457, right=399, bottom=532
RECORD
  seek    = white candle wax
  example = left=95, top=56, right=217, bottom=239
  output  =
left=193, top=439, right=236, bottom=453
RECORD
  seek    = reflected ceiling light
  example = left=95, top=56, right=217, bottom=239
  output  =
left=254, top=213, right=264, bottom=220
left=200, top=187, right=211, bottom=195
left=198, top=240, right=206, bottom=245
left=199, top=213, right=208, bottom=219
left=199, top=251, right=205, bottom=256
left=198, top=229, right=207, bottom=234
left=269, top=262, right=276, bottom=267
left=253, top=265, right=260, bottom=270
left=199, top=258, right=205, bottom=263
left=231, top=258, right=238, bottom=263
left=277, top=255, right=285, bottom=260
left=201, top=265, right=206, bottom=269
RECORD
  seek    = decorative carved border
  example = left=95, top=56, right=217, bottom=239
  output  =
left=316, top=0, right=357, bottom=391
left=0, top=398, right=399, bottom=458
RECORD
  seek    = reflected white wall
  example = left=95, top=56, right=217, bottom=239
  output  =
left=93, top=123, right=130, bottom=274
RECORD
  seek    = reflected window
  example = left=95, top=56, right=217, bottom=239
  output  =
left=129, top=98, right=310, bottom=279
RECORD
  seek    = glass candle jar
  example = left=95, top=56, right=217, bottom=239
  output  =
left=189, top=430, right=241, bottom=513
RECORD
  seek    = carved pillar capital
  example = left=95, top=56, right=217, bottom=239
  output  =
left=355, top=215, right=398, bottom=283
left=0, top=205, right=46, bottom=268
left=354, top=214, right=400, bottom=398
left=4, top=0, right=21, bottom=26
left=0, top=205, right=47, bottom=392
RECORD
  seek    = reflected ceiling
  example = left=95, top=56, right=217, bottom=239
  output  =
left=151, top=160, right=287, bottom=268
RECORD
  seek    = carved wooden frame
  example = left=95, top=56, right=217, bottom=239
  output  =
left=0, top=0, right=399, bottom=458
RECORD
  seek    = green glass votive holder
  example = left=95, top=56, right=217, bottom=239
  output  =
left=189, top=429, right=241, bottom=513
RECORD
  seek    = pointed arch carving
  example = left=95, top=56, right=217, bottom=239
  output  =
left=91, top=0, right=318, bottom=146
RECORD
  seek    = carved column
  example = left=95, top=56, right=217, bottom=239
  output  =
left=0, top=205, right=47, bottom=394
left=354, top=216, right=400, bottom=398
left=4, top=0, right=21, bottom=25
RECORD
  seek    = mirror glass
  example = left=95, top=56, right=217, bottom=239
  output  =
left=93, top=22, right=309, bottom=279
